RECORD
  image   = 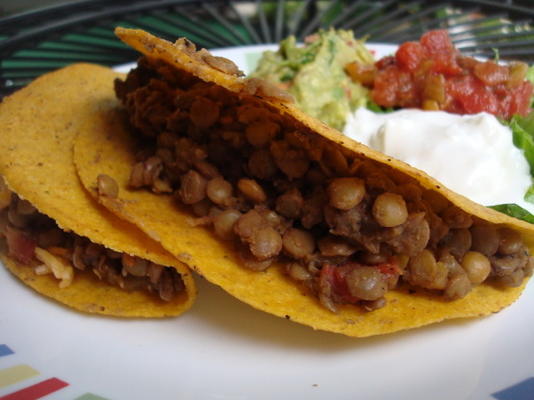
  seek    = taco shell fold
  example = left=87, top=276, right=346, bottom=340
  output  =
left=0, top=63, right=195, bottom=317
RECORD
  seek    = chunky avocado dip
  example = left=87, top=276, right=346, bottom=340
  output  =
left=251, top=29, right=374, bottom=130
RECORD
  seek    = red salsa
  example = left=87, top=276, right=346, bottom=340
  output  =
left=346, top=30, right=533, bottom=119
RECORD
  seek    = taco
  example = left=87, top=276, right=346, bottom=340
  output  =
left=74, top=28, right=533, bottom=336
left=0, top=63, right=195, bottom=317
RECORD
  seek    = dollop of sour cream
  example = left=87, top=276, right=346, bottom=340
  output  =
left=343, top=108, right=534, bottom=213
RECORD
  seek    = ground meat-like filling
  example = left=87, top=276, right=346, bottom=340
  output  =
left=116, top=55, right=533, bottom=312
left=0, top=189, right=184, bottom=302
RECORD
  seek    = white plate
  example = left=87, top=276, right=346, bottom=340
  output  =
left=1, top=45, right=533, bottom=400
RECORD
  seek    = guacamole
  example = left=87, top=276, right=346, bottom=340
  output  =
left=251, top=29, right=374, bottom=130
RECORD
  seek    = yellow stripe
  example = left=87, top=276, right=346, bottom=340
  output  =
left=0, top=364, right=39, bottom=388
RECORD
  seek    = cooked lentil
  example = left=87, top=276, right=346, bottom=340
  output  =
left=97, top=174, right=119, bottom=198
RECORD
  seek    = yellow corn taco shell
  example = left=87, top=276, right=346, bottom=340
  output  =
left=0, top=63, right=196, bottom=317
left=74, top=28, right=531, bottom=336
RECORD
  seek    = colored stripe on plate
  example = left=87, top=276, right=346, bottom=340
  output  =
left=0, top=365, right=39, bottom=388
left=0, top=346, right=14, bottom=358
left=0, top=377, right=68, bottom=400
left=493, top=377, right=534, bottom=400
left=74, top=394, right=110, bottom=400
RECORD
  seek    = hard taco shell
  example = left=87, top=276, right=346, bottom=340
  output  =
left=0, top=63, right=196, bottom=317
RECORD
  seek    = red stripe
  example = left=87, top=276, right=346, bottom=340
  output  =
left=0, top=378, right=68, bottom=400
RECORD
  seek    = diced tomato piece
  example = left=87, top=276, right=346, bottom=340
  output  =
left=372, top=67, right=401, bottom=107
left=320, top=259, right=400, bottom=304
left=395, top=70, right=418, bottom=107
left=446, top=75, right=474, bottom=100
left=396, top=41, right=426, bottom=72
left=429, top=53, right=462, bottom=76
left=320, top=264, right=360, bottom=304
left=377, top=260, right=401, bottom=277
left=506, top=81, right=534, bottom=118
left=420, top=30, right=454, bottom=55
left=447, top=76, right=499, bottom=115
left=5, top=225, right=36, bottom=265
left=375, top=55, right=396, bottom=69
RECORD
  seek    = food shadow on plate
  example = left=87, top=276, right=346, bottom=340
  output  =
left=188, top=275, right=484, bottom=352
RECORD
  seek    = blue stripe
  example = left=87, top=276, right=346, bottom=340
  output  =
left=493, top=377, right=534, bottom=400
left=0, top=346, right=13, bottom=357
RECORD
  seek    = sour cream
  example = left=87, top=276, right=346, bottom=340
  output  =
left=343, top=108, right=534, bottom=213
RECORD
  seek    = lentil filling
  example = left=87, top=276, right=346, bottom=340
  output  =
left=0, top=186, right=185, bottom=302
left=115, top=55, right=533, bottom=312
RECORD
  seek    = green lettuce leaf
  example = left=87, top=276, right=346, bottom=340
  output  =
left=489, top=204, right=534, bottom=224
left=508, top=112, right=534, bottom=174
left=527, top=65, right=534, bottom=107
left=525, top=184, right=534, bottom=204
left=366, top=101, right=394, bottom=113
left=506, top=111, right=534, bottom=214
left=493, top=111, right=534, bottom=222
